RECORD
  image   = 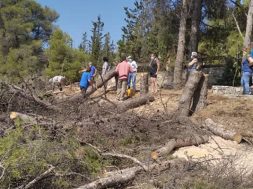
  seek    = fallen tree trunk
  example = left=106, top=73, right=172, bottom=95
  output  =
left=204, top=118, right=242, bottom=143
left=151, top=135, right=209, bottom=160
left=177, top=71, right=203, bottom=117
left=117, top=95, right=155, bottom=113
left=69, top=69, right=117, bottom=102
left=76, top=159, right=182, bottom=189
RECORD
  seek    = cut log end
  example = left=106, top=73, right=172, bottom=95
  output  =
left=151, top=151, right=158, bottom=160
left=10, top=112, right=17, bottom=120
left=233, top=133, right=242, bottom=143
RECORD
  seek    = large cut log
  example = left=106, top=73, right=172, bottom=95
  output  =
left=151, top=135, right=209, bottom=160
left=177, top=71, right=203, bottom=117
left=191, top=74, right=209, bottom=113
left=10, top=112, right=55, bottom=126
left=76, top=159, right=182, bottom=189
left=117, top=95, right=155, bottom=113
left=140, top=73, right=149, bottom=95
left=69, top=69, right=117, bottom=101
left=204, top=118, right=242, bottom=143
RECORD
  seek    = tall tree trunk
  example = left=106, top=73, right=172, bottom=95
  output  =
left=244, top=0, right=253, bottom=48
left=173, top=0, right=188, bottom=89
left=189, top=0, right=202, bottom=53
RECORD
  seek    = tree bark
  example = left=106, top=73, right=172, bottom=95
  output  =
left=177, top=71, right=203, bottom=117
left=204, top=118, right=242, bottom=143
left=117, top=95, right=155, bottom=113
left=173, top=0, right=188, bottom=89
left=191, top=74, right=209, bottom=113
left=189, top=0, right=202, bottom=53
left=244, top=0, right=253, bottom=48
left=151, top=135, right=209, bottom=160
left=140, top=73, right=149, bottom=95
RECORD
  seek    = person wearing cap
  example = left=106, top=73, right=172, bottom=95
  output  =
left=127, top=56, right=138, bottom=91
left=116, top=56, right=133, bottom=101
left=241, top=48, right=253, bottom=95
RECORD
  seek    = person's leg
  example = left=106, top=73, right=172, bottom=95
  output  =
left=242, top=72, right=251, bottom=94
left=150, top=77, right=155, bottom=93
left=117, top=80, right=122, bottom=100
left=128, top=73, right=132, bottom=89
left=154, top=77, right=158, bottom=93
left=115, top=75, right=118, bottom=90
left=132, top=72, right=137, bottom=91
left=241, top=73, right=245, bottom=94
left=120, top=80, right=127, bottom=100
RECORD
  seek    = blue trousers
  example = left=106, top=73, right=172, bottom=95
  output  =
left=128, top=72, right=137, bottom=90
left=241, top=72, right=252, bottom=94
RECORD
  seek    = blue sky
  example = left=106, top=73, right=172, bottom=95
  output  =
left=37, top=0, right=136, bottom=48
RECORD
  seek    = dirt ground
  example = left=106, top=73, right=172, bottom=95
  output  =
left=26, top=76, right=253, bottom=188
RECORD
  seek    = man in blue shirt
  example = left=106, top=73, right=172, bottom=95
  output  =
left=241, top=48, right=253, bottom=95
left=80, top=67, right=91, bottom=96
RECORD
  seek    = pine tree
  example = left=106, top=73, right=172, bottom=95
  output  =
left=90, top=16, right=104, bottom=66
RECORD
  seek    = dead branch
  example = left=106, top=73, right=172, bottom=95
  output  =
left=15, top=165, right=55, bottom=189
left=204, top=118, right=242, bottom=143
left=102, top=153, right=148, bottom=171
left=0, top=163, right=5, bottom=180
left=75, top=159, right=182, bottom=189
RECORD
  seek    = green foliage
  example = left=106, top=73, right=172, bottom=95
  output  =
left=45, top=29, right=89, bottom=82
left=0, top=124, right=104, bottom=188
left=0, top=0, right=58, bottom=82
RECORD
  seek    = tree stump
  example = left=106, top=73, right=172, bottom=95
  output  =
left=191, top=74, right=209, bottom=113
left=177, top=71, right=203, bottom=117
left=140, top=73, right=149, bottom=95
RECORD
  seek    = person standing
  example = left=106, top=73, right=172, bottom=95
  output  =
left=88, top=62, right=97, bottom=89
left=241, top=48, right=253, bottom=95
left=102, top=57, right=110, bottom=78
left=79, top=66, right=91, bottom=96
left=116, top=56, right=133, bottom=101
left=127, top=56, right=138, bottom=91
left=149, top=53, right=160, bottom=94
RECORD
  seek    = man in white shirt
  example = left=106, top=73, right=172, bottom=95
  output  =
left=49, top=75, right=65, bottom=91
left=127, top=56, right=138, bottom=91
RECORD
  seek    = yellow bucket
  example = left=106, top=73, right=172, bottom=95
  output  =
left=127, top=88, right=135, bottom=97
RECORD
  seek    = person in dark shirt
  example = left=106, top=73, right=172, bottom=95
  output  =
left=149, top=53, right=160, bottom=94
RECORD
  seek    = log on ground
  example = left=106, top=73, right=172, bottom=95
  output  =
left=204, top=118, right=242, bottom=143
left=151, top=135, right=209, bottom=160
left=75, top=159, right=182, bottom=189
left=117, top=95, right=155, bottom=113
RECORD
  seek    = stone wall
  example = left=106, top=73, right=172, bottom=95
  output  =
left=211, top=85, right=243, bottom=95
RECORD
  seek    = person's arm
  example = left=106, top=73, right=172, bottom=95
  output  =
left=93, top=67, right=97, bottom=77
left=188, top=58, right=198, bottom=67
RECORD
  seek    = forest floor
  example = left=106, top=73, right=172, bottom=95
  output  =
left=50, top=77, right=253, bottom=188
left=2, top=75, right=253, bottom=188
